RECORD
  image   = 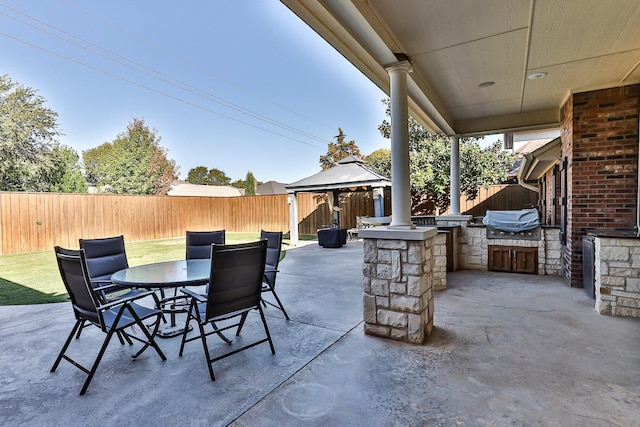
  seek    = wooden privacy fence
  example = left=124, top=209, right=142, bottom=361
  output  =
left=443, top=184, right=538, bottom=217
left=0, top=192, right=375, bottom=254
left=1, top=185, right=536, bottom=254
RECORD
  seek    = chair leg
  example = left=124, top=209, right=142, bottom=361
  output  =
left=79, top=326, right=117, bottom=395
left=236, top=312, right=249, bottom=335
left=51, top=320, right=83, bottom=373
left=78, top=319, right=131, bottom=347
left=121, top=305, right=165, bottom=359
left=258, top=306, right=276, bottom=354
left=75, top=322, right=84, bottom=339
left=262, top=287, right=290, bottom=320
left=118, top=330, right=133, bottom=345
left=179, top=302, right=196, bottom=357
left=198, top=322, right=216, bottom=381
left=210, top=321, right=233, bottom=344
left=127, top=308, right=166, bottom=361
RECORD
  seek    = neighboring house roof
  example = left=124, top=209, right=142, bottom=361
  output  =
left=515, top=138, right=556, bottom=156
left=517, top=137, right=562, bottom=191
left=167, top=181, right=244, bottom=197
left=285, top=155, right=391, bottom=193
left=506, top=138, right=557, bottom=179
left=256, top=181, right=287, bottom=195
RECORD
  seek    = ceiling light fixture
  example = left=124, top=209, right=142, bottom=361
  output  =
left=478, top=81, right=495, bottom=88
left=528, top=72, right=548, bottom=80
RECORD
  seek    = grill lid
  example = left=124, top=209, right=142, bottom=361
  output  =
left=482, top=209, right=540, bottom=232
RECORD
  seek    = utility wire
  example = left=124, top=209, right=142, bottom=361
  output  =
left=0, top=3, right=329, bottom=148
left=0, top=3, right=328, bottom=145
left=60, top=0, right=337, bottom=134
left=0, top=30, right=325, bottom=149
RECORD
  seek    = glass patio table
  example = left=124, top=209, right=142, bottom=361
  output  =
left=111, top=259, right=210, bottom=338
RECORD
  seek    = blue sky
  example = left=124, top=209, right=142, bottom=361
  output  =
left=0, top=1, right=394, bottom=184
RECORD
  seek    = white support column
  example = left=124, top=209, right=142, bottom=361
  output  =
left=288, top=193, right=299, bottom=246
left=449, top=135, right=461, bottom=215
left=386, top=61, right=414, bottom=229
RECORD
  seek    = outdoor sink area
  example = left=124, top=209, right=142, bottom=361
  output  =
left=1, top=240, right=639, bottom=426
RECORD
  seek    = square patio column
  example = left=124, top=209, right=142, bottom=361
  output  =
left=360, top=227, right=438, bottom=344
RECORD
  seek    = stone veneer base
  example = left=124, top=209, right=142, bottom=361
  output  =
left=361, top=227, right=437, bottom=344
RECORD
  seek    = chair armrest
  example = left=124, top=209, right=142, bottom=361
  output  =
left=93, top=283, right=124, bottom=293
left=98, top=290, right=157, bottom=311
left=181, top=288, right=207, bottom=302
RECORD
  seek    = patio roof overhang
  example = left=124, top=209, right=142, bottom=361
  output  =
left=280, top=0, right=640, bottom=241
left=280, top=0, right=640, bottom=137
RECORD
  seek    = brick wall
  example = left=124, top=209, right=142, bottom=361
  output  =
left=539, top=167, right=558, bottom=226
left=562, top=85, right=640, bottom=287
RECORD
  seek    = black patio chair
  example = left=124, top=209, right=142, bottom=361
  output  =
left=78, top=235, right=150, bottom=339
left=79, top=235, right=138, bottom=303
left=260, top=230, right=289, bottom=320
left=178, top=240, right=275, bottom=381
left=186, top=230, right=226, bottom=259
left=51, top=247, right=166, bottom=395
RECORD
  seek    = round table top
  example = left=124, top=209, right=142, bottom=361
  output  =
left=111, top=259, right=210, bottom=288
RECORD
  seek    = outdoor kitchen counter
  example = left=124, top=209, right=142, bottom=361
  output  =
left=466, top=223, right=560, bottom=229
left=585, top=229, right=640, bottom=239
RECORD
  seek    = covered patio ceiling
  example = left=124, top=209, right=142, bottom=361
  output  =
left=280, top=0, right=640, bottom=137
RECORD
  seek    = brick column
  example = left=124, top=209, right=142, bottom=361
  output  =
left=360, top=227, right=437, bottom=344
left=561, top=85, right=639, bottom=287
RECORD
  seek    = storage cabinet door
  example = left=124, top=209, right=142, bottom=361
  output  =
left=513, top=247, right=538, bottom=274
left=488, top=245, right=538, bottom=274
left=488, top=245, right=512, bottom=272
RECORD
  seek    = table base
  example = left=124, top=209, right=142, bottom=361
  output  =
left=157, top=323, right=193, bottom=338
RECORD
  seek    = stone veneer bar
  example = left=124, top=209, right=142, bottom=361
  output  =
left=360, top=226, right=438, bottom=344
left=594, top=236, right=640, bottom=318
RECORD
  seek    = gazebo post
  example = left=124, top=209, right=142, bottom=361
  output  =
left=332, top=191, right=340, bottom=227
left=373, top=187, right=385, bottom=217
left=288, top=192, right=299, bottom=246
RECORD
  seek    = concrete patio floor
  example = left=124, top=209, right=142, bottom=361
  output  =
left=1, top=239, right=639, bottom=426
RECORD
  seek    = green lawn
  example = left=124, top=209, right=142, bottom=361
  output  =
left=0, top=233, right=315, bottom=306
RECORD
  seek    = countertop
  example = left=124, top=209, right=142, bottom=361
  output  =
left=585, top=229, right=640, bottom=239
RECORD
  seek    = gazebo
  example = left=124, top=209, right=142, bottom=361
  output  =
left=285, top=155, right=392, bottom=245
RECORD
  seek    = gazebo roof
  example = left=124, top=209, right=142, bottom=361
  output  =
left=285, top=155, right=391, bottom=193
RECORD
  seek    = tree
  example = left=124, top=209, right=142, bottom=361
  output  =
left=319, top=128, right=362, bottom=170
left=244, top=171, right=256, bottom=196
left=185, top=166, right=231, bottom=186
left=206, top=168, right=231, bottom=186
left=83, top=118, right=178, bottom=195
left=0, top=74, right=86, bottom=192
left=377, top=98, right=514, bottom=214
left=365, top=149, right=391, bottom=178
left=186, top=166, right=210, bottom=185
left=47, top=145, right=88, bottom=193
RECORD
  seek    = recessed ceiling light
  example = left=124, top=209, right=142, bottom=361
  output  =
left=528, top=72, right=547, bottom=80
left=478, top=81, right=495, bottom=88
